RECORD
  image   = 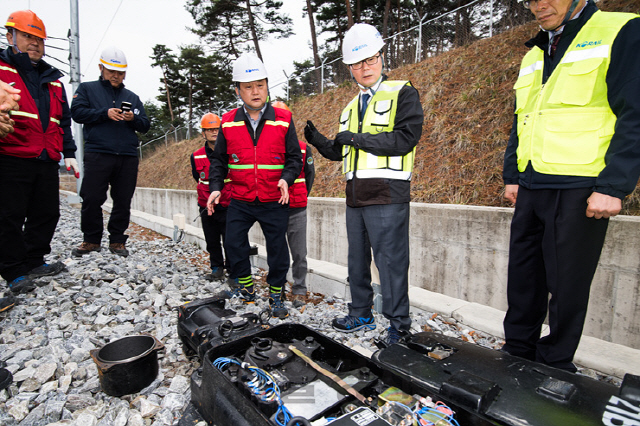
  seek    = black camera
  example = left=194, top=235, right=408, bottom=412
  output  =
left=120, top=101, right=132, bottom=112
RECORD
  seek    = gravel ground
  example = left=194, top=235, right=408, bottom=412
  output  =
left=0, top=198, right=620, bottom=426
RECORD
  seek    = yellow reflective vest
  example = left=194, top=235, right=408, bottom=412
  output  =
left=339, top=80, right=416, bottom=180
left=514, top=11, right=636, bottom=177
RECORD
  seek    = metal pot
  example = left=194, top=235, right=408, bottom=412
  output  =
left=90, top=335, right=164, bottom=396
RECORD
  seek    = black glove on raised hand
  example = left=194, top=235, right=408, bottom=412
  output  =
left=335, top=131, right=355, bottom=146
left=304, top=120, right=331, bottom=150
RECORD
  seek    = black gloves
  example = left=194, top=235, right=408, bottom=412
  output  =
left=304, top=120, right=332, bottom=151
left=335, top=131, right=355, bottom=146
left=304, top=121, right=351, bottom=161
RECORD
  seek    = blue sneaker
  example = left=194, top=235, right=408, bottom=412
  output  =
left=7, top=276, right=36, bottom=294
left=269, top=293, right=289, bottom=319
left=385, top=326, right=405, bottom=345
left=28, top=262, right=66, bottom=278
left=332, top=314, right=376, bottom=332
left=224, top=286, right=256, bottom=304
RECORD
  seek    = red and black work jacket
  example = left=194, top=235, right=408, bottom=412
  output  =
left=192, top=145, right=231, bottom=208
left=289, top=141, right=309, bottom=208
left=221, top=107, right=292, bottom=203
left=0, top=60, right=64, bottom=161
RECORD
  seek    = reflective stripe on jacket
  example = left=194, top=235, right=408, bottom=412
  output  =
left=0, top=61, right=64, bottom=161
left=193, top=146, right=231, bottom=208
left=221, top=107, right=291, bottom=202
left=339, top=80, right=416, bottom=181
left=514, top=11, right=636, bottom=177
left=289, top=141, right=308, bottom=208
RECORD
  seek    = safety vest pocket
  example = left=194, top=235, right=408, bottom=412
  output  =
left=540, top=111, right=606, bottom=165
left=513, top=72, right=535, bottom=114
left=548, top=58, right=603, bottom=106
left=339, top=110, right=351, bottom=132
left=369, top=99, right=392, bottom=127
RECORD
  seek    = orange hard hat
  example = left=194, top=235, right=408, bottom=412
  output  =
left=272, top=101, right=290, bottom=112
left=5, top=10, right=47, bottom=39
left=201, top=113, right=221, bottom=129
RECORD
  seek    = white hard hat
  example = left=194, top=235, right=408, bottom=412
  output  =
left=100, top=47, right=128, bottom=71
left=342, top=23, right=385, bottom=65
left=232, top=53, right=268, bottom=82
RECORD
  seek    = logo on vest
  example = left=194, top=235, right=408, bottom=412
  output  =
left=576, top=39, right=602, bottom=48
left=232, top=154, right=239, bottom=163
left=200, top=172, right=206, bottom=179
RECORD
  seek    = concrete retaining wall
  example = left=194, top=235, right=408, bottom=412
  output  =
left=129, top=187, right=640, bottom=350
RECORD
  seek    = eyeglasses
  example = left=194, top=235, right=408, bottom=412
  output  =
left=350, top=54, right=381, bottom=70
left=521, top=0, right=538, bottom=8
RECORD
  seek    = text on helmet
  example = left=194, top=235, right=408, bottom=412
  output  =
left=352, top=44, right=368, bottom=52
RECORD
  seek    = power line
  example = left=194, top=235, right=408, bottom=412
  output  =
left=82, top=0, right=125, bottom=75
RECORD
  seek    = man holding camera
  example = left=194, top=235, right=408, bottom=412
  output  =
left=71, top=47, right=150, bottom=257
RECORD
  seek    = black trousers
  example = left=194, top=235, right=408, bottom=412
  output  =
left=0, top=156, right=60, bottom=282
left=80, top=152, right=138, bottom=245
left=225, top=199, right=290, bottom=291
left=502, top=186, right=609, bottom=370
left=346, top=203, right=411, bottom=332
left=199, top=205, right=227, bottom=269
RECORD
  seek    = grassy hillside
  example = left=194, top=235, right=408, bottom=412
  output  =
left=138, top=0, right=640, bottom=212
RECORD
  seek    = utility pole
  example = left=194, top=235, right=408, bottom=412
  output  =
left=68, top=0, right=83, bottom=202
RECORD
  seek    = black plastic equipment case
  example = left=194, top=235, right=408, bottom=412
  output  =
left=177, top=296, right=266, bottom=360
left=189, top=323, right=495, bottom=426
left=373, top=331, right=640, bottom=426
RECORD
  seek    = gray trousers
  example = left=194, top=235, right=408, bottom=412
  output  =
left=346, top=203, right=411, bottom=331
left=287, top=207, right=308, bottom=295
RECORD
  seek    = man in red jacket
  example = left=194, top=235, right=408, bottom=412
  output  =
left=0, top=10, right=77, bottom=294
left=191, top=113, right=230, bottom=281
left=206, top=54, right=302, bottom=319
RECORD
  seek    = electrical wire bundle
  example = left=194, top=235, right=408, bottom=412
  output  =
left=414, top=401, right=460, bottom=426
left=378, top=399, right=460, bottom=426
left=213, top=357, right=293, bottom=426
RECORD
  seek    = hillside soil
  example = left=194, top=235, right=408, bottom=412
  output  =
left=137, top=0, right=640, bottom=213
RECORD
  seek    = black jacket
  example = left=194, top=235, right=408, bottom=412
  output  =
left=314, top=75, right=423, bottom=207
left=503, top=1, right=640, bottom=199
left=71, top=77, right=150, bottom=156
left=207, top=104, right=303, bottom=199
left=0, top=47, right=75, bottom=160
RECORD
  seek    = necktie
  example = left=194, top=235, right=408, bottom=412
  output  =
left=360, top=93, right=370, bottom=121
left=550, top=34, right=562, bottom=58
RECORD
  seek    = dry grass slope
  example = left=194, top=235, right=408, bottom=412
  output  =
left=138, top=0, right=640, bottom=212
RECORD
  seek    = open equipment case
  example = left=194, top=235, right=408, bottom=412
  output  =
left=177, top=298, right=640, bottom=426
left=187, top=323, right=494, bottom=426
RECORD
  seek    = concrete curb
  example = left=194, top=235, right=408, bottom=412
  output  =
left=69, top=193, right=640, bottom=379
